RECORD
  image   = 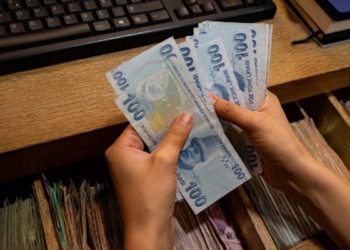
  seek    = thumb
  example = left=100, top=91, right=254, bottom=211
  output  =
left=211, top=94, right=256, bottom=131
left=153, top=113, right=193, bottom=162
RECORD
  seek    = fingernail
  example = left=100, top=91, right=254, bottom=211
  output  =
left=179, top=113, right=193, bottom=126
left=210, top=93, right=217, bottom=105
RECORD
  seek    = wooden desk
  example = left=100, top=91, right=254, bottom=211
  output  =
left=1, top=0, right=350, bottom=182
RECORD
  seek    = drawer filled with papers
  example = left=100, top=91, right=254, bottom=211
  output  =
left=1, top=88, right=350, bottom=250
left=222, top=90, right=350, bottom=250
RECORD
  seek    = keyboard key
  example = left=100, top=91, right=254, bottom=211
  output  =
left=189, top=4, right=202, bottom=16
left=126, top=1, right=163, bottom=15
left=25, top=0, right=40, bottom=8
left=63, top=14, right=78, bottom=25
left=201, top=2, right=216, bottom=13
left=99, top=0, right=112, bottom=8
left=68, top=2, right=81, bottom=13
left=0, top=13, right=12, bottom=24
left=28, top=19, right=43, bottom=31
left=61, top=0, right=74, bottom=3
left=185, top=0, right=196, bottom=5
left=93, top=20, right=111, bottom=33
left=96, top=9, right=109, bottom=20
left=131, top=14, right=148, bottom=27
left=112, top=7, right=125, bottom=17
left=46, top=17, right=61, bottom=28
left=43, top=0, right=57, bottom=5
left=219, top=0, right=244, bottom=11
left=150, top=10, right=170, bottom=24
left=51, top=5, right=65, bottom=15
left=0, top=26, right=5, bottom=36
left=84, top=0, right=97, bottom=10
left=16, top=10, right=30, bottom=21
left=33, top=7, right=48, bottom=18
left=115, top=0, right=127, bottom=5
left=130, top=0, right=142, bottom=3
left=9, top=23, right=25, bottom=34
left=81, top=12, right=94, bottom=22
left=7, top=0, right=22, bottom=10
left=113, top=17, right=131, bottom=29
left=0, top=23, right=91, bottom=49
left=175, top=6, right=190, bottom=19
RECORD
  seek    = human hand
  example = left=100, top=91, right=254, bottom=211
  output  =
left=105, top=113, right=193, bottom=250
left=211, top=91, right=316, bottom=193
left=212, top=92, right=350, bottom=250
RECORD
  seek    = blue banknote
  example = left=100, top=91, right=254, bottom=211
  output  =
left=195, top=38, right=246, bottom=108
left=177, top=41, right=263, bottom=178
left=178, top=41, right=214, bottom=113
left=189, top=38, right=262, bottom=175
left=196, top=22, right=273, bottom=174
left=189, top=30, right=261, bottom=111
left=106, top=37, right=251, bottom=214
left=199, top=21, right=273, bottom=108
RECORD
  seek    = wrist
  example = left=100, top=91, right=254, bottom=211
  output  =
left=124, top=216, right=175, bottom=250
left=280, top=151, right=330, bottom=204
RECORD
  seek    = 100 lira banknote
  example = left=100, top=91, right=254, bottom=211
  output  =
left=199, top=21, right=273, bottom=106
left=106, top=38, right=251, bottom=214
left=185, top=36, right=262, bottom=174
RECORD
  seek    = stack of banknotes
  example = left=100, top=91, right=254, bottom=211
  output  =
left=31, top=176, right=243, bottom=250
left=174, top=202, right=242, bottom=250
left=245, top=118, right=350, bottom=249
left=42, top=178, right=124, bottom=250
left=106, top=21, right=273, bottom=214
left=0, top=197, right=46, bottom=250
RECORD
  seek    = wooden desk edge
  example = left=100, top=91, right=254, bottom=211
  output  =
left=1, top=67, right=349, bottom=183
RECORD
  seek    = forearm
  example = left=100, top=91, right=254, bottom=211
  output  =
left=123, top=219, right=175, bottom=250
left=283, top=155, right=350, bottom=250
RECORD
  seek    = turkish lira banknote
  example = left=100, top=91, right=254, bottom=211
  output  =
left=107, top=38, right=251, bottom=214
left=188, top=22, right=272, bottom=174
left=207, top=203, right=243, bottom=250
left=186, top=35, right=262, bottom=174
left=106, top=21, right=272, bottom=213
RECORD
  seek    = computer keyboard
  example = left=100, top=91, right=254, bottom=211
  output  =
left=0, top=0, right=276, bottom=74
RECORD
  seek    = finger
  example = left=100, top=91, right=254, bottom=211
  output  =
left=153, top=113, right=193, bottom=161
left=210, top=93, right=256, bottom=131
left=257, top=91, right=280, bottom=112
left=114, top=124, right=144, bottom=150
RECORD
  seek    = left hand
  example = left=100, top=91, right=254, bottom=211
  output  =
left=106, top=113, right=193, bottom=250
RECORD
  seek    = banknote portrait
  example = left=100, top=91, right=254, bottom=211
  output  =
left=178, top=135, right=218, bottom=171
left=210, top=83, right=230, bottom=101
left=233, top=71, right=246, bottom=92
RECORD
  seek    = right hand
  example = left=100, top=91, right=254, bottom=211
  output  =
left=212, top=91, right=350, bottom=250
left=211, top=91, right=316, bottom=192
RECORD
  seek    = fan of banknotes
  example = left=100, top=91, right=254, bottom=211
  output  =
left=106, top=21, right=273, bottom=214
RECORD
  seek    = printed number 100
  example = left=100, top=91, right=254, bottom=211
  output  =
left=185, top=181, right=207, bottom=207
left=122, top=93, right=146, bottom=121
